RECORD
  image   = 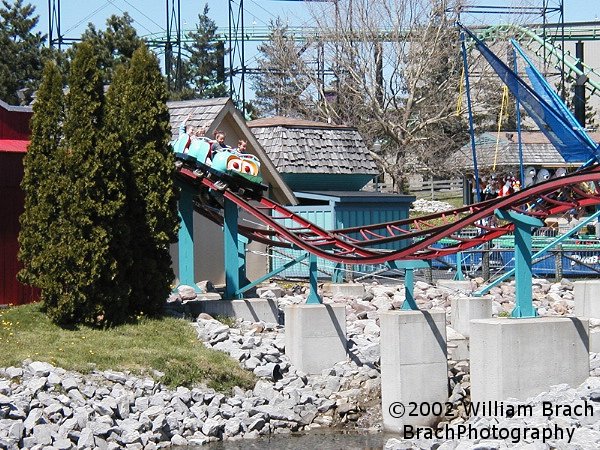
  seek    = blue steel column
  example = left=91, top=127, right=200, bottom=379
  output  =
left=513, top=49, right=525, bottom=185
left=454, top=251, right=465, bottom=281
left=332, top=262, right=344, bottom=283
left=224, top=198, right=242, bottom=299
left=387, top=260, right=430, bottom=311
left=461, top=32, right=482, bottom=202
left=176, top=181, right=200, bottom=291
left=494, top=209, right=543, bottom=318
left=401, top=268, right=418, bottom=310
left=305, top=253, right=322, bottom=304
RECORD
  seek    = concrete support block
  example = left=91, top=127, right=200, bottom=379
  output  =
left=574, top=279, right=600, bottom=318
left=471, top=318, right=589, bottom=403
left=322, top=283, right=366, bottom=298
left=380, top=311, right=448, bottom=432
left=447, top=326, right=469, bottom=361
left=451, top=295, right=492, bottom=338
left=436, top=279, right=473, bottom=293
left=285, top=304, right=347, bottom=374
left=194, top=299, right=281, bottom=324
left=591, top=329, right=600, bottom=354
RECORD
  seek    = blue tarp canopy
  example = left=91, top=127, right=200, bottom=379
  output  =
left=460, top=24, right=600, bottom=164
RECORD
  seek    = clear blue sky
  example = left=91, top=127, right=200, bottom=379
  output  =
left=25, top=0, right=600, bottom=42
left=26, top=0, right=327, bottom=39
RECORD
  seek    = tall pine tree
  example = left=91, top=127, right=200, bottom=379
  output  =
left=0, top=0, right=45, bottom=104
left=18, top=61, right=64, bottom=290
left=106, top=44, right=179, bottom=316
left=45, top=42, right=128, bottom=325
left=251, top=19, right=310, bottom=117
left=176, top=4, right=226, bottom=99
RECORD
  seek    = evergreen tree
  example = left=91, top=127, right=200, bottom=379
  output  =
left=177, top=4, right=227, bottom=99
left=74, top=13, right=144, bottom=84
left=251, top=19, right=310, bottom=117
left=106, top=44, right=179, bottom=316
left=18, top=61, right=64, bottom=290
left=44, top=42, right=128, bottom=325
left=0, top=0, right=45, bottom=104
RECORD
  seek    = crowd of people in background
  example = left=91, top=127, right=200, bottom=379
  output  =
left=475, top=167, right=568, bottom=201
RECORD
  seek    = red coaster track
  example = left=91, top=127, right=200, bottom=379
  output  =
left=177, top=164, right=600, bottom=265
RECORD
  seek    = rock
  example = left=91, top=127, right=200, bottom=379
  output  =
left=103, top=371, right=127, bottom=384
left=170, top=434, right=188, bottom=446
left=77, top=427, right=95, bottom=448
left=201, top=418, right=221, bottom=437
left=196, top=280, right=216, bottom=293
left=178, top=285, right=198, bottom=300
left=54, top=438, right=74, bottom=450
left=28, top=362, right=54, bottom=377
left=253, top=363, right=282, bottom=381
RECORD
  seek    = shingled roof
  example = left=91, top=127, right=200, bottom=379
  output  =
left=247, top=117, right=379, bottom=175
left=167, top=97, right=230, bottom=138
left=450, top=131, right=600, bottom=169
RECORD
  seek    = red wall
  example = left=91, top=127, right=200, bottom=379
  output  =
left=0, top=104, right=38, bottom=305
left=0, top=106, right=31, bottom=140
left=0, top=153, right=39, bottom=305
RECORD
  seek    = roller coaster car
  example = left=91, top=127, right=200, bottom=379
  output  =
left=174, top=148, right=267, bottom=198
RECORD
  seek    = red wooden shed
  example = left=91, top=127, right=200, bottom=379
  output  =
left=0, top=99, right=39, bottom=305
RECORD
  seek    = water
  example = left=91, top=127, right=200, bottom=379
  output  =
left=176, top=430, right=388, bottom=450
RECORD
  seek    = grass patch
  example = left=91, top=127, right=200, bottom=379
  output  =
left=0, top=303, right=255, bottom=392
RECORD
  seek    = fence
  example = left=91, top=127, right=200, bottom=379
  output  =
left=368, top=177, right=463, bottom=200
left=408, top=178, right=463, bottom=200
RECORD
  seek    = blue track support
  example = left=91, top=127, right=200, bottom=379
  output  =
left=462, top=32, right=482, bottom=202
left=332, top=262, right=344, bottom=283
left=306, top=253, right=322, bottom=304
left=454, top=251, right=465, bottom=280
left=387, top=260, right=431, bottom=311
left=176, top=181, right=200, bottom=292
left=494, top=209, right=543, bottom=318
left=235, top=253, right=309, bottom=297
left=513, top=49, right=525, bottom=185
left=474, top=211, right=600, bottom=296
left=402, top=267, right=417, bottom=310
left=224, top=198, right=242, bottom=299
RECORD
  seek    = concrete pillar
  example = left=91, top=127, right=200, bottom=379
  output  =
left=196, top=299, right=281, bottom=324
left=574, top=279, right=600, bottom=352
left=574, top=279, right=600, bottom=317
left=451, top=295, right=492, bottom=338
left=284, top=304, right=347, bottom=374
left=471, top=318, right=589, bottom=403
left=380, top=310, right=448, bottom=432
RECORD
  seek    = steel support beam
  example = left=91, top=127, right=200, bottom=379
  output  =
left=176, top=180, right=200, bottom=291
left=494, top=209, right=543, bottom=318
left=224, top=197, right=242, bottom=299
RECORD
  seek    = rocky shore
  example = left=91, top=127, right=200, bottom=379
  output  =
left=0, top=277, right=595, bottom=449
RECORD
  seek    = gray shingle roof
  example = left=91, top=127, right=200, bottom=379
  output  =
left=167, top=98, right=229, bottom=138
left=450, top=131, right=597, bottom=169
left=0, top=99, right=32, bottom=113
left=248, top=118, right=379, bottom=175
